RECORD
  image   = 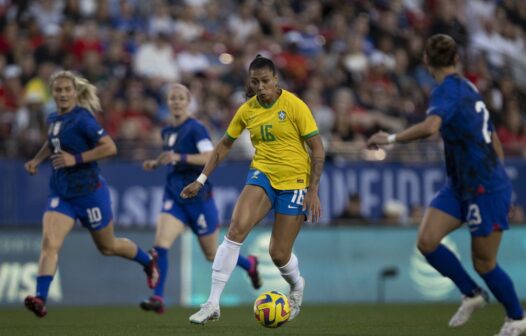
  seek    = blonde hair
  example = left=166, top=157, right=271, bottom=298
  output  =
left=49, top=70, right=101, bottom=114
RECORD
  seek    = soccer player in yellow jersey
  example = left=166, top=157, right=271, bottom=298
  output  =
left=183, top=55, right=325, bottom=324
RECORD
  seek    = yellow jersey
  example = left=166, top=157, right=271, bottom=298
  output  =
left=226, top=89, right=319, bottom=190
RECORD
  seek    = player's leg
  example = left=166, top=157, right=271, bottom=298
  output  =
left=469, top=187, right=525, bottom=335
left=419, top=207, right=487, bottom=327
left=25, top=210, right=75, bottom=318
left=473, top=231, right=524, bottom=336
left=195, top=198, right=262, bottom=290
left=90, top=221, right=159, bottom=288
left=141, top=212, right=185, bottom=314
left=271, top=212, right=305, bottom=320
left=189, top=184, right=271, bottom=324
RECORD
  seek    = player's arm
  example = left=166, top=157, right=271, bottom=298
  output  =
left=24, top=141, right=51, bottom=175
left=156, top=150, right=213, bottom=167
left=491, top=131, right=505, bottom=162
left=367, top=115, right=442, bottom=149
left=180, top=135, right=235, bottom=199
left=303, top=134, right=325, bottom=223
left=51, top=135, right=117, bottom=169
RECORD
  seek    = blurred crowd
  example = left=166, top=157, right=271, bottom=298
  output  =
left=0, top=0, right=525, bottom=162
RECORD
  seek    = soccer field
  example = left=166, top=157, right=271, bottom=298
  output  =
left=0, top=303, right=509, bottom=336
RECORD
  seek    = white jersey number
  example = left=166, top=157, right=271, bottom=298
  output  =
left=475, top=101, right=492, bottom=144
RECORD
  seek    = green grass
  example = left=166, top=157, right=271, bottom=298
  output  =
left=0, top=303, right=508, bottom=336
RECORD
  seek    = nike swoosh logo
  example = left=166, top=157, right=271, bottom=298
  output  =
left=288, top=205, right=298, bottom=209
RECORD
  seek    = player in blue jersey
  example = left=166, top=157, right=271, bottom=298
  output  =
left=23, top=70, right=159, bottom=318
left=367, top=34, right=526, bottom=336
left=139, top=83, right=262, bottom=314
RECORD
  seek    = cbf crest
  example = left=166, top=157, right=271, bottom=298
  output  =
left=278, top=110, right=287, bottom=122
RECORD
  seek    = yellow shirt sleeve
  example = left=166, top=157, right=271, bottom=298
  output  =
left=225, top=104, right=247, bottom=140
left=293, top=97, right=319, bottom=139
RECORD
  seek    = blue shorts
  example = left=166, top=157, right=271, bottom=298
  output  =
left=46, top=178, right=113, bottom=231
left=429, top=184, right=512, bottom=237
left=245, top=169, right=308, bottom=217
left=161, top=189, right=218, bottom=236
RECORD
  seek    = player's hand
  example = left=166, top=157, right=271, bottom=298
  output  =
left=143, top=160, right=158, bottom=171
left=51, top=150, right=75, bottom=169
left=24, top=160, right=39, bottom=175
left=158, top=151, right=179, bottom=165
left=366, top=131, right=390, bottom=150
left=303, top=189, right=321, bottom=223
left=180, top=181, right=203, bottom=199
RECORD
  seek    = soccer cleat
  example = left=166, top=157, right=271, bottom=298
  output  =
left=247, top=255, right=262, bottom=289
left=448, top=289, right=489, bottom=327
left=140, top=296, right=165, bottom=314
left=189, top=302, right=220, bottom=324
left=496, top=315, right=526, bottom=336
left=144, top=249, right=160, bottom=289
left=288, top=276, right=305, bottom=321
left=24, top=295, right=47, bottom=318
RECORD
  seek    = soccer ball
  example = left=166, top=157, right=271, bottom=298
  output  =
left=253, top=290, right=290, bottom=328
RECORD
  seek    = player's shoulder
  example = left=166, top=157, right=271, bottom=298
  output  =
left=186, top=117, right=209, bottom=131
left=73, top=106, right=97, bottom=121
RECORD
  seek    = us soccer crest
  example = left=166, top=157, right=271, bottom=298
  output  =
left=49, top=121, right=62, bottom=136
left=168, top=133, right=177, bottom=147
left=278, top=111, right=287, bottom=122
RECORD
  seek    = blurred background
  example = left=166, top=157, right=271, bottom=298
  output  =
left=0, top=0, right=525, bottom=308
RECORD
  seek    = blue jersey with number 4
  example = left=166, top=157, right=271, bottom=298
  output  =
left=427, top=74, right=510, bottom=200
left=47, top=106, right=107, bottom=198
left=161, top=118, right=213, bottom=203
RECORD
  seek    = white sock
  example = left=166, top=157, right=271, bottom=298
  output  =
left=207, top=236, right=241, bottom=306
left=278, top=254, right=303, bottom=289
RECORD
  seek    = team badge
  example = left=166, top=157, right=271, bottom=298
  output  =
left=278, top=111, right=287, bottom=121
left=50, top=197, right=60, bottom=208
left=168, top=133, right=177, bottom=147
left=163, top=200, right=173, bottom=210
left=52, top=122, right=62, bottom=136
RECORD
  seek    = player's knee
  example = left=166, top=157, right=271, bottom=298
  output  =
left=41, top=237, right=61, bottom=253
left=96, top=244, right=116, bottom=256
left=473, top=257, right=496, bottom=274
left=204, top=250, right=215, bottom=262
left=226, top=224, right=245, bottom=242
left=269, top=248, right=288, bottom=267
left=416, top=234, right=439, bottom=254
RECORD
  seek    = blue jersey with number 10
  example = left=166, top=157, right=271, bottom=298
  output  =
left=427, top=74, right=510, bottom=200
left=47, top=106, right=106, bottom=199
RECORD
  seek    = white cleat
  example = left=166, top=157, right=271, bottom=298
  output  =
left=448, top=290, right=489, bottom=327
left=496, top=315, right=526, bottom=336
left=288, top=276, right=305, bottom=321
left=189, top=302, right=220, bottom=325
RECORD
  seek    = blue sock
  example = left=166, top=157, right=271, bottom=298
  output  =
left=481, top=265, right=523, bottom=320
left=36, top=275, right=53, bottom=302
left=153, top=246, right=168, bottom=298
left=423, top=244, right=479, bottom=297
left=133, top=247, right=151, bottom=267
left=236, top=255, right=251, bottom=271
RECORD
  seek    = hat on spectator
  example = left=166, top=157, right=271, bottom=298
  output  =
left=4, top=64, right=21, bottom=79
left=25, top=91, right=45, bottom=104
left=44, top=24, right=60, bottom=37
